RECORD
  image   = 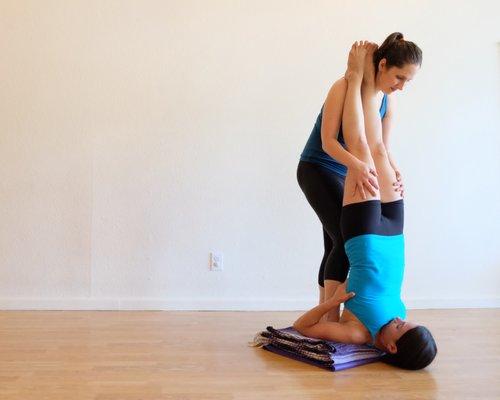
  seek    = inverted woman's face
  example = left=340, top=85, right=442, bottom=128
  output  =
left=382, top=318, right=419, bottom=349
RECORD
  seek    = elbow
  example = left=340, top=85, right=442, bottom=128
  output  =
left=321, top=133, right=339, bottom=154
left=293, top=320, right=306, bottom=335
left=294, top=323, right=313, bottom=338
left=352, top=336, right=366, bottom=345
left=350, top=331, right=369, bottom=345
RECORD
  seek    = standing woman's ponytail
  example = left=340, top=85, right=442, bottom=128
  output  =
left=373, top=32, right=423, bottom=72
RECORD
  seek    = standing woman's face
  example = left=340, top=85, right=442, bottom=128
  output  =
left=377, top=59, right=420, bottom=94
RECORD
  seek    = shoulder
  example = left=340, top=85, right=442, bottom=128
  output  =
left=340, top=322, right=371, bottom=344
left=329, top=77, right=347, bottom=95
left=384, top=94, right=396, bottom=117
left=323, top=77, right=347, bottom=109
left=341, top=309, right=372, bottom=344
left=345, top=321, right=372, bottom=344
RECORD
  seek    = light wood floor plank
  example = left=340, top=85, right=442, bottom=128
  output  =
left=0, top=309, right=498, bottom=399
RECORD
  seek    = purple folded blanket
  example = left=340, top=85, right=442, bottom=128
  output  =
left=253, top=326, right=383, bottom=371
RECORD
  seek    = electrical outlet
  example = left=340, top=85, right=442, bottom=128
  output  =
left=210, top=252, right=223, bottom=271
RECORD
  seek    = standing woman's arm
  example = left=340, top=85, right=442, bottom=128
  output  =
left=382, top=95, right=404, bottom=196
left=321, top=78, right=357, bottom=167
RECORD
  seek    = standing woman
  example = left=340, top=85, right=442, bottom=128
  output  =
left=297, top=32, right=422, bottom=321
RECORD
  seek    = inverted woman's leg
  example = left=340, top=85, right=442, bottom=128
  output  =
left=341, top=42, right=380, bottom=206
left=361, top=45, right=401, bottom=203
left=327, top=42, right=380, bottom=322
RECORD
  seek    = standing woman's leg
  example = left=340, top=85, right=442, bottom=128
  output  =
left=297, top=161, right=349, bottom=317
left=320, top=227, right=349, bottom=321
left=318, top=228, right=332, bottom=303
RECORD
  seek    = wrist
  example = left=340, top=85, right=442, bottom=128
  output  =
left=345, top=155, right=362, bottom=170
left=325, top=297, right=341, bottom=308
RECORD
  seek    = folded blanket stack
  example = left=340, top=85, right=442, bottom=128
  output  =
left=252, top=326, right=383, bottom=371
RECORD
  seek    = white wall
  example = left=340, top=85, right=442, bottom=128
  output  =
left=0, top=0, right=499, bottom=310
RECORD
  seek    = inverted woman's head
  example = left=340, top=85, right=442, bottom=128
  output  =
left=374, top=32, right=423, bottom=94
left=377, top=317, right=437, bottom=369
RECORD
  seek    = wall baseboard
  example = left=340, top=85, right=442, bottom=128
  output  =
left=0, top=297, right=499, bottom=310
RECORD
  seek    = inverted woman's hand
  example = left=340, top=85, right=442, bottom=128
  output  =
left=351, top=159, right=379, bottom=199
left=331, top=282, right=355, bottom=305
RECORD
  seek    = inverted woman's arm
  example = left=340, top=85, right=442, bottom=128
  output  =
left=293, top=285, right=367, bottom=344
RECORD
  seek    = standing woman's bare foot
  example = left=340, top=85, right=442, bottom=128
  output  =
left=344, top=40, right=368, bottom=83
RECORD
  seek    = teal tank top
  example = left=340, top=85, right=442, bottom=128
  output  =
left=344, top=234, right=406, bottom=341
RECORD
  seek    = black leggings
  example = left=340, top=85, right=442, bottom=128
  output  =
left=297, top=161, right=349, bottom=287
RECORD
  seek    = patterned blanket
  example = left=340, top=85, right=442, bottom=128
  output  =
left=251, top=326, right=383, bottom=371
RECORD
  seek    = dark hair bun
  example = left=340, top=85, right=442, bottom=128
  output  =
left=389, top=32, right=404, bottom=42
left=373, top=32, right=422, bottom=70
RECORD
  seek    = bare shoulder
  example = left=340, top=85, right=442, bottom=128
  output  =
left=344, top=321, right=372, bottom=345
left=340, top=308, right=372, bottom=344
left=385, top=93, right=396, bottom=115
left=323, top=77, right=347, bottom=109
left=329, top=77, right=347, bottom=95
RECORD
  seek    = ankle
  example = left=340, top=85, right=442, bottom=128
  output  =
left=361, top=84, right=377, bottom=98
left=347, top=71, right=363, bottom=86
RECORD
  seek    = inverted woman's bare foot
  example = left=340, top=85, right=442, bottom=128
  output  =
left=362, top=42, right=378, bottom=88
left=345, top=41, right=368, bottom=84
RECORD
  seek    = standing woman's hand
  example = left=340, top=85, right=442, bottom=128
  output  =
left=351, top=159, right=379, bottom=199
left=393, top=169, right=404, bottom=198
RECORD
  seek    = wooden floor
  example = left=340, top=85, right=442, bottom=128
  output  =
left=0, top=309, right=498, bottom=400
